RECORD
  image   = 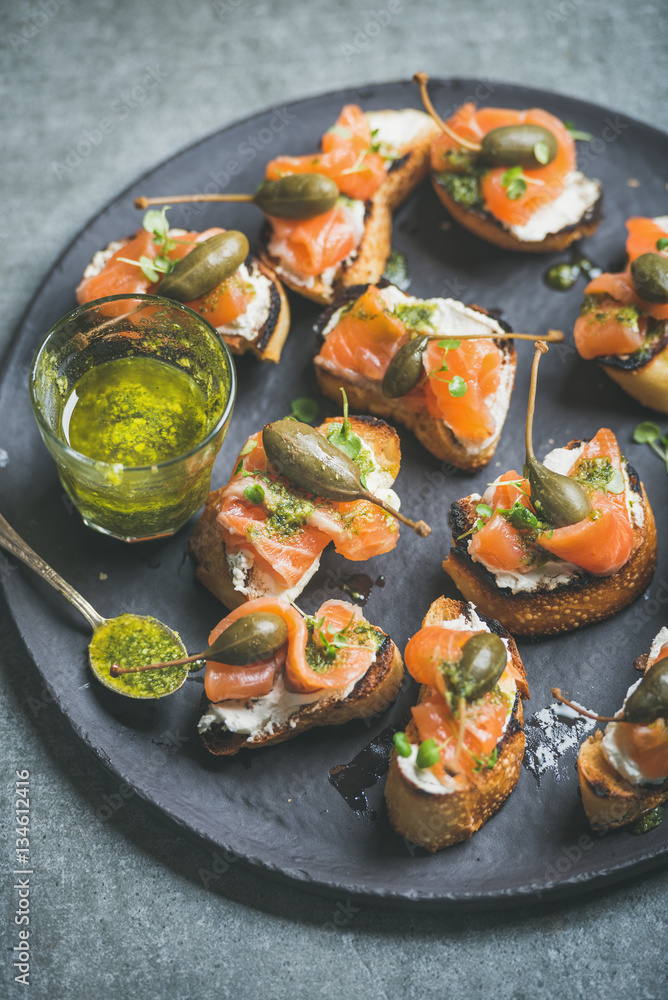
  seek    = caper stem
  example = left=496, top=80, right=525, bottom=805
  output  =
left=417, top=329, right=563, bottom=344
left=358, top=489, right=431, bottom=536
left=454, top=694, right=467, bottom=766
left=413, top=72, right=482, bottom=153
left=111, top=652, right=205, bottom=676
left=551, top=688, right=617, bottom=723
left=525, top=340, right=549, bottom=463
left=134, top=194, right=256, bottom=210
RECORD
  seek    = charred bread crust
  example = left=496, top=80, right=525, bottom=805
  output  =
left=199, top=633, right=404, bottom=755
left=601, top=340, right=668, bottom=414
left=578, top=729, right=668, bottom=832
left=189, top=415, right=401, bottom=608
left=384, top=596, right=527, bottom=852
left=223, top=257, right=291, bottom=363
left=431, top=176, right=603, bottom=254
left=314, top=285, right=516, bottom=470
left=443, top=453, right=657, bottom=637
left=258, top=112, right=438, bottom=306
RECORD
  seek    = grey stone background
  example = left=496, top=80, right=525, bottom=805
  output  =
left=2, top=1, right=668, bottom=997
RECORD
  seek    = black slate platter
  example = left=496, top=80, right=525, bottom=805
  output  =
left=2, top=79, right=668, bottom=910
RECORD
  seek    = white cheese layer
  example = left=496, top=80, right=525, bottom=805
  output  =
left=267, top=196, right=365, bottom=291
left=364, top=108, right=431, bottom=157
left=508, top=171, right=601, bottom=243
left=469, top=442, right=641, bottom=594
left=226, top=549, right=321, bottom=601
left=396, top=605, right=517, bottom=796
left=215, top=262, right=272, bottom=341
left=198, top=672, right=359, bottom=739
left=82, top=239, right=128, bottom=278
left=653, top=216, right=668, bottom=233
left=649, top=627, right=668, bottom=664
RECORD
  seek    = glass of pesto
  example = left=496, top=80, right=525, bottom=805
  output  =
left=30, top=294, right=236, bottom=542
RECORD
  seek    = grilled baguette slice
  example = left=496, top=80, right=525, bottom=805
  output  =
left=199, top=631, right=404, bottom=756
left=314, top=284, right=516, bottom=470
left=431, top=176, right=603, bottom=254
left=259, top=109, right=439, bottom=306
left=442, top=449, right=657, bottom=637
left=599, top=328, right=668, bottom=415
left=384, top=597, right=527, bottom=852
left=189, top=415, right=401, bottom=609
left=578, top=729, right=668, bottom=832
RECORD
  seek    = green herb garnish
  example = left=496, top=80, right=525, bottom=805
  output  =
left=533, top=141, right=550, bottom=165
left=564, top=121, right=594, bottom=142
left=656, top=238, right=668, bottom=252
left=633, top=421, right=668, bottom=473
left=393, top=732, right=412, bottom=758
left=327, top=388, right=363, bottom=468
left=472, top=747, right=498, bottom=772
left=416, top=739, right=440, bottom=769
left=501, top=166, right=527, bottom=201
left=290, top=397, right=320, bottom=423
left=243, top=483, right=265, bottom=505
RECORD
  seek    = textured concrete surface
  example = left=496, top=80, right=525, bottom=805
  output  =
left=2, top=1, right=668, bottom=997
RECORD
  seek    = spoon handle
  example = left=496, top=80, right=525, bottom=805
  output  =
left=0, top=512, right=104, bottom=630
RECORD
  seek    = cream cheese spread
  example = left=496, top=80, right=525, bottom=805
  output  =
left=508, top=171, right=601, bottom=243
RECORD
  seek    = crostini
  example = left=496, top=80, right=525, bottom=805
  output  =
left=76, top=210, right=290, bottom=362
left=198, top=596, right=404, bottom=754
left=190, top=412, right=422, bottom=608
left=574, top=216, right=668, bottom=413
left=414, top=74, right=602, bottom=254
left=562, top=630, right=668, bottom=832
left=443, top=344, right=657, bottom=636
left=258, top=103, right=439, bottom=305
left=313, top=280, right=516, bottom=470
left=384, top=597, right=529, bottom=852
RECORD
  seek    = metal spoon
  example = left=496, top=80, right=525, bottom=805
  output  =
left=0, top=511, right=189, bottom=699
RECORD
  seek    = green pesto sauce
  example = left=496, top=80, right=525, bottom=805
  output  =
left=572, top=457, right=615, bottom=492
left=263, top=481, right=314, bottom=539
left=630, top=805, right=663, bottom=836
left=88, top=614, right=188, bottom=698
left=382, top=249, right=411, bottom=291
left=393, top=302, right=436, bottom=332
left=304, top=620, right=381, bottom=674
left=436, top=170, right=483, bottom=210
left=64, top=356, right=208, bottom=466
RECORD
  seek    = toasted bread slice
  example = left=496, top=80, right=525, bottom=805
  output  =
left=189, top=415, right=401, bottom=609
left=432, top=175, right=603, bottom=254
left=384, top=597, right=527, bottom=852
left=578, top=729, right=668, bottom=832
left=79, top=237, right=290, bottom=363
left=443, top=452, right=657, bottom=637
left=259, top=109, right=439, bottom=306
left=199, top=631, right=404, bottom=756
left=314, top=283, right=516, bottom=470
left=601, top=338, right=668, bottom=415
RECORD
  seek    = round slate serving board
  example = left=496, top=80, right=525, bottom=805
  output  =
left=2, top=79, right=668, bottom=910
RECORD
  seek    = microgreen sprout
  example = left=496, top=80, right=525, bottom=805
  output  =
left=633, top=421, right=668, bottom=474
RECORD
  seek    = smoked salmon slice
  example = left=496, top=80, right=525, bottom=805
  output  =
left=317, top=285, right=505, bottom=443
left=76, top=226, right=254, bottom=327
left=431, top=103, right=576, bottom=227
left=215, top=422, right=400, bottom=593
left=576, top=217, right=668, bottom=358
left=204, top=597, right=380, bottom=702
left=469, top=431, right=634, bottom=578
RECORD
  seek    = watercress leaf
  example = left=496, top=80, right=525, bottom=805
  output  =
left=656, top=237, right=668, bottom=252
left=327, top=124, right=353, bottom=140
left=476, top=502, right=494, bottom=518
left=633, top=421, right=661, bottom=444
left=393, top=732, right=412, bottom=758
left=142, top=207, right=171, bottom=239
left=290, top=397, right=320, bottom=423
left=243, top=483, right=266, bottom=505
left=240, top=438, right=257, bottom=456
left=416, top=739, right=440, bottom=769
left=438, top=338, right=461, bottom=351
left=564, top=121, right=594, bottom=142
left=448, top=375, right=467, bottom=397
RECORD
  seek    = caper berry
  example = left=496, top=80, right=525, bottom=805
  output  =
left=624, top=657, right=668, bottom=724
left=458, top=632, right=508, bottom=701
left=481, top=125, right=559, bottom=169
left=381, top=336, right=428, bottom=398
left=525, top=457, right=592, bottom=528
left=159, top=230, right=249, bottom=302
left=630, top=253, right=668, bottom=304
left=263, top=418, right=363, bottom=502
left=254, top=173, right=339, bottom=219
left=205, top=612, right=288, bottom=666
